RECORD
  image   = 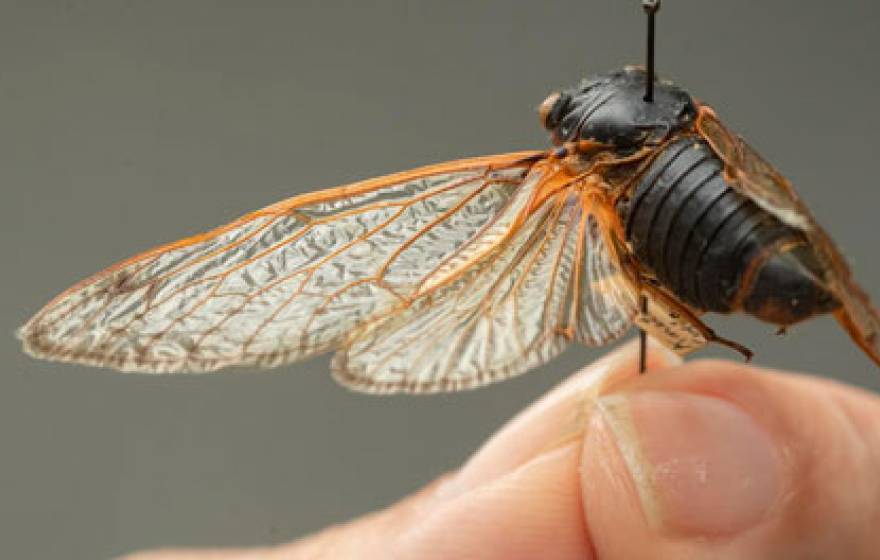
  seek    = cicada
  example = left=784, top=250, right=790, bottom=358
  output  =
left=18, top=67, right=880, bottom=393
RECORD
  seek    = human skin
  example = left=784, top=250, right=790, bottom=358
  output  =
left=124, top=340, right=880, bottom=559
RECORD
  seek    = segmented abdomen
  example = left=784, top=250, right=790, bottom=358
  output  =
left=618, top=136, right=799, bottom=312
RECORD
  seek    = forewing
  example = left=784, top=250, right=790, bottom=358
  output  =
left=697, top=106, right=880, bottom=367
left=19, top=152, right=543, bottom=373
left=333, top=181, right=639, bottom=394
left=696, top=107, right=809, bottom=229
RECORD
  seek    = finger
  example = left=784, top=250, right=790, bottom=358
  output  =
left=391, top=441, right=589, bottom=558
left=121, top=548, right=271, bottom=559
left=121, top=339, right=682, bottom=560
left=582, top=360, right=880, bottom=559
left=438, top=337, right=682, bottom=501
left=363, top=339, right=682, bottom=559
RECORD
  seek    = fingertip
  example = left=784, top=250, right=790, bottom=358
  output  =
left=441, top=338, right=682, bottom=501
left=557, top=337, right=683, bottom=394
left=394, top=443, right=594, bottom=560
left=580, top=359, right=880, bottom=559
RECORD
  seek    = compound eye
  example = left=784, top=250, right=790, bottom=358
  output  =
left=538, top=92, right=560, bottom=129
left=538, top=92, right=570, bottom=130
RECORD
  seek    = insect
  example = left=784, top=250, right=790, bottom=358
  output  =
left=18, top=67, right=880, bottom=393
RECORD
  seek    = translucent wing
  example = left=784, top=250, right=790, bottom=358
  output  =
left=696, top=106, right=809, bottom=229
left=18, top=152, right=544, bottom=373
left=697, top=105, right=880, bottom=367
left=332, top=180, right=639, bottom=394
left=568, top=203, right=640, bottom=346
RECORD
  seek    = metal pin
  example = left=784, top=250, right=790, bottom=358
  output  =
left=639, top=0, right=659, bottom=373
left=639, top=295, right=648, bottom=374
left=642, top=0, right=660, bottom=103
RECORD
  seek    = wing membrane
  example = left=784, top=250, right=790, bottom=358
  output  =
left=567, top=203, right=639, bottom=345
left=18, top=152, right=542, bottom=372
left=333, top=184, right=639, bottom=394
left=696, top=107, right=808, bottom=229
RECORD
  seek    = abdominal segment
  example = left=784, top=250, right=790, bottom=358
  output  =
left=618, top=136, right=839, bottom=327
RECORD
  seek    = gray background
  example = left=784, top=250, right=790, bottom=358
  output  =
left=2, top=1, right=879, bottom=558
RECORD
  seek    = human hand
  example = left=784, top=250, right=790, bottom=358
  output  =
left=124, top=340, right=880, bottom=559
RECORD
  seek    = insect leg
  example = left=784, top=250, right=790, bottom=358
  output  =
left=638, top=282, right=753, bottom=361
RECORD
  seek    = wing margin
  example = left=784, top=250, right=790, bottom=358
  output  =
left=19, top=152, right=544, bottom=373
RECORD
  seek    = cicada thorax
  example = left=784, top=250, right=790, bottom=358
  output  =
left=615, top=134, right=840, bottom=326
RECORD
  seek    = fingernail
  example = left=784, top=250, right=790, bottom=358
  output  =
left=595, top=391, right=782, bottom=536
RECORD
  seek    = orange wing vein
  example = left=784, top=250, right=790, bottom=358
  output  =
left=333, top=176, right=639, bottom=394
left=18, top=152, right=542, bottom=373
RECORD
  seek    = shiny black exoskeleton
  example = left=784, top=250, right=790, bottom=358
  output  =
left=540, top=67, right=839, bottom=327
left=541, top=67, right=696, bottom=149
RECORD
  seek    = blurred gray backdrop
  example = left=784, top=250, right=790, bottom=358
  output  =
left=2, top=1, right=879, bottom=558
